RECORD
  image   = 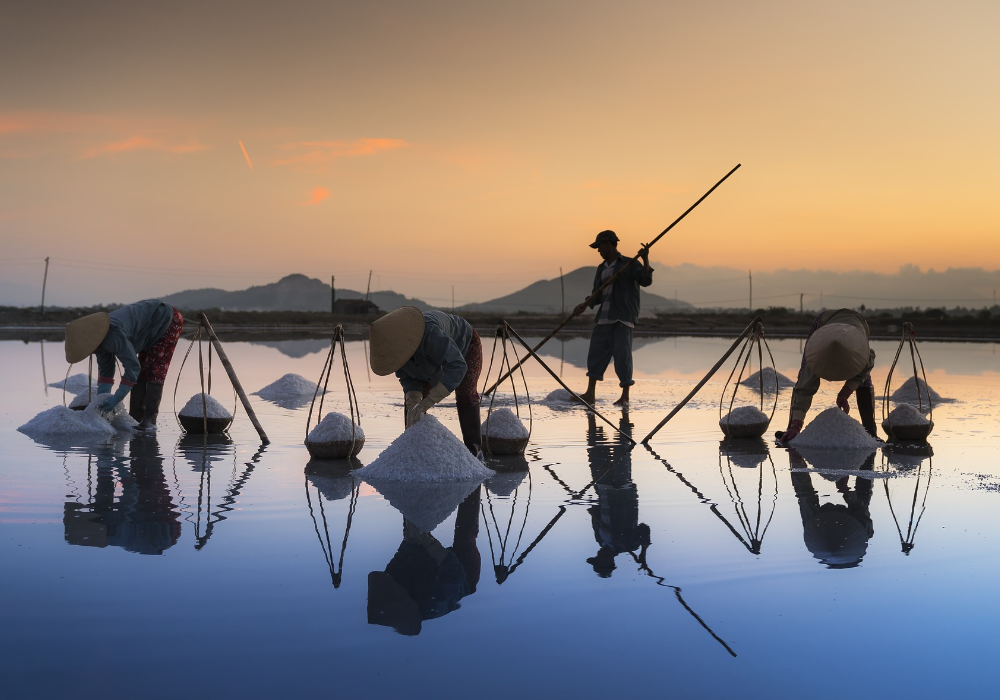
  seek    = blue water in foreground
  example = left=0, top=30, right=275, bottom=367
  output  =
left=3, top=336, right=1000, bottom=699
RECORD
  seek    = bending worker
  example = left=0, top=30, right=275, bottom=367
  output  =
left=575, top=230, right=653, bottom=406
left=64, top=300, right=184, bottom=432
left=369, top=306, right=482, bottom=455
left=779, top=308, right=878, bottom=443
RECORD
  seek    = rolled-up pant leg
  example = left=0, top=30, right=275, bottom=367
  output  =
left=610, top=324, right=634, bottom=388
left=586, top=325, right=615, bottom=381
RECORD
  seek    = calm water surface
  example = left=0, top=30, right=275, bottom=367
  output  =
left=3, top=335, right=1000, bottom=698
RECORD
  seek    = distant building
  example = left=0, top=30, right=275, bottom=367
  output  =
left=333, top=299, right=379, bottom=315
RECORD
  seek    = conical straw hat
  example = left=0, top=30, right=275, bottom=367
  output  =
left=369, top=306, right=425, bottom=376
left=64, top=312, right=111, bottom=363
left=804, top=323, right=869, bottom=381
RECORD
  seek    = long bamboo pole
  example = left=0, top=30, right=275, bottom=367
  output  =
left=483, top=163, right=741, bottom=395
left=640, top=317, right=761, bottom=445
left=199, top=313, right=270, bottom=445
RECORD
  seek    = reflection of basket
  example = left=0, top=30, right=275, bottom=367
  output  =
left=305, top=436, right=365, bottom=460
left=179, top=414, right=233, bottom=434
left=482, top=435, right=529, bottom=455
left=882, top=419, right=933, bottom=443
left=719, top=418, right=769, bottom=439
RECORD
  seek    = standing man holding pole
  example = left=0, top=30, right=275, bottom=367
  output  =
left=576, top=231, right=653, bottom=406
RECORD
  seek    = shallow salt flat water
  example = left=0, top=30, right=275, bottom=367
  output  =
left=3, top=335, right=1000, bottom=698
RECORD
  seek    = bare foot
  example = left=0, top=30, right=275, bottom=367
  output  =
left=577, top=392, right=596, bottom=405
left=613, top=391, right=629, bottom=406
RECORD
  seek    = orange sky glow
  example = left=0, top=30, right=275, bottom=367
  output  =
left=1, top=0, right=998, bottom=307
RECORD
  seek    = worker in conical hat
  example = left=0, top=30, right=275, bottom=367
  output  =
left=778, top=308, right=878, bottom=444
left=64, top=300, right=184, bottom=432
left=369, top=306, right=483, bottom=456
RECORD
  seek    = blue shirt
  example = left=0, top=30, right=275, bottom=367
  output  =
left=96, top=300, right=174, bottom=386
left=395, top=311, right=473, bottom=393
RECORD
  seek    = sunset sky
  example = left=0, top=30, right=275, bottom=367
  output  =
left=1, top=0, right=998, bottom=307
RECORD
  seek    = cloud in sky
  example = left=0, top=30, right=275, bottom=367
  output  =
left=80, top=136, right=211, bottom=159
left=272, top=137, right=408, bottom=171
left=305, top=186, right=330, bottom=205
left=239, top=139, right=254, bottom=170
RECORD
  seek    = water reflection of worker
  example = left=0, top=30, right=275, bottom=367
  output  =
left=585, top=410, right=650, bottom=577
left=63, top=437, right=181, bottom=555
left=788, top=448, right=875, bottom=569
left=368, top=487, right=482, bottom=635
left=779, top=309, right=878, bottom=443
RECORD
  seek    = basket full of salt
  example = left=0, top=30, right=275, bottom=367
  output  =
left=305, top=411, right=365, bottom=460
left=882, top=403, right=933, bottom=442
left=719, top=405, right=770, bottom=439
left=481, top=407, right=530, bottom=455
left=178, top=393, right=234, bottom=434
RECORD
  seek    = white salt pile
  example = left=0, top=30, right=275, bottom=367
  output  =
left=307, top=412, right=364, bottom=443
left=720, top=405, right=768, bottom=427
left=18, top=394, right=136, bottom=438
left=254, top=373, right=323, bottom=398
left=891, top=377, right=951, bottom=404
left=49, top=373, right=96, bottom=394
left=740, top=367, right=795, bottom=391
left=790, top=407, right=881, bottom=449
left=885, top=403, right=931, bottom=428
left=69, top=391, right=97, bottom=409
left=366, top=481, right=482, bottom=533
left=542, top=389, right=576, bottom=404
left=356, top=415, right=494, bottom=483
left=179, top=393, right=233, bottom=419
left=481, top=407, right=529, bottom=439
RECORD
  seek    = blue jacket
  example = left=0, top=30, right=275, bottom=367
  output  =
left=588, top=254, right=654, bottom=324
left=96, top=300, right=174, bottom=386
left=395, top=311, right=474, bottom=393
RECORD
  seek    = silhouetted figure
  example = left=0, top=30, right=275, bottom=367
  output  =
left=368, top=487, right=482, bottom=635
left=585, top=410, right=650, bottom=577
left=788, top=448, right=875, bottom=568
left=63, top=437, right=181, bottom=555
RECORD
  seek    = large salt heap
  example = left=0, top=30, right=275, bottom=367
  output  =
left=790, top=407, right=881, bottom=450
left=740, top=367, right=795, bottom=391
left=18, top=394, right=137, bottom=439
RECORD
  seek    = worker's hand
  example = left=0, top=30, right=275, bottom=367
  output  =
left=98, top=385, right=130, bottom=412
left=406, top=403, right=427, bottom=428
left=573, top=301, right=589, bottom=316
left=779, top=419, right=804, bottom=444
left=836, top=385, right=852, bottom=414
left=97, top=382, right=113, bottom=395
left=405, top=383, right=450, bottom=428
left=404, top=390, right=422, bottom=415
left=638, top=243, right=650, bottom=263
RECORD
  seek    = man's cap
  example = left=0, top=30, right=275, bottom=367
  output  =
left=64, top=312, right=111, bottom=363
left=589, top=230, right=620, bottom=249
left=804, top=323, right=870, bottom=381
left=369, top=306, right=425, bottom=376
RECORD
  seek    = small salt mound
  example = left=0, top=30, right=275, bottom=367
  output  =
left=481, top=407, right=529, bottom=439
left=891, top=377, right=951, bottom=404
left=720, top=405, right=768, bottom=426
left=50, top=373, right=96, bottom=394
left=542, top=389, right=576, bottom=404
left=740, top=367, right=795, bottom=391
left=308, top=412, right=364, bottom=442
left=885, top=403, right=930, bottom=428
left=18, top=394, right=135, bottom=438
left=366, top=481, right=482, bottom=533
left=255, top=373, right=323, bottom=398
left=69, top=391, right=97, bottom=409
left=790, top=407, right=881, bottom=449
left=179, top=393, right=233, bottom=419
left=356, top=415, right=494, bottom=483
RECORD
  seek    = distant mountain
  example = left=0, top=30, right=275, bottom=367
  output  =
left=160, top=274, right=433, bottom=312
left=458, top=266, right=695, bottom=315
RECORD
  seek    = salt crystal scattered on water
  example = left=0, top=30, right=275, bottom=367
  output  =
left=790, top=407, right=881, bottom=449
left=740, top=367, right=795, bottom=391
left=179, top=393, right=233, bottom=419
left=49, top=373, right=96, bottom=394
left=891, top=377, right=951, bottom=404
left=308, top=412, right=364, bottom=442
left=481, top=407, right=529, bottom=439
left=720, top=405, right=768, bottom=426
left=885, top=403, right=930, bottom=427
left=255, top=373, right=323, bottom=398
left=356, top=415, right=494, bottom=483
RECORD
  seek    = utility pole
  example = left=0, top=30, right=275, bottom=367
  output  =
left=560, top=267, right=565, bottom=316
left=451, top=286, right=455, bottom=313
left=800, top=293, right=804, bottom=314
left=40, top=256, right=50, bottom=315
left=331, top=275, right=335, bottom=313
left=365, top=270, right=372, bottom=305
left=748, top=269, right=752, bottom=312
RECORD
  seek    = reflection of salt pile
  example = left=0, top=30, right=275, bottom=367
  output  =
left=18, top=395, right=136, bottom=438
left=255, top=373, right=323, bottom=398
left=891, top=377, right=951, bottom=405
left=487, top=470, right=528, bottom=497
left=794, top=447, right=878, bottom=475
left=740, top=368, right=794, bottom=391
left=885, top=403, right=930, bottom=428
left=49, top=373, right=96, bottom=394
left=308, top=412, right=364, bottom=442
left=356, top=415, right=493, bottom=482
left=366, top=481, right=482, bottom=533
left=307, top=472, right=355, bottom=501
left=790, top=408, right=881, bottom=449
left=481, top=408, right=529, bottom=439
left=719, top=438, right=770, bottom=469
left=179, top=394, right=233, bottom=419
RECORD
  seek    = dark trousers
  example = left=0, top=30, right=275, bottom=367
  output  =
left=586, top=323, right=634, bottom=388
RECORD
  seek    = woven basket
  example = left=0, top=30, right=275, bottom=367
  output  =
left=179, top=414, right=233, bottom=435
left=882, top=419, right=933, bottom=443
left=482, top=434, right=529, bottom=455
left=305, top=436, right=365, bottom=460
left=719, top=417, right=770, bottom=439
